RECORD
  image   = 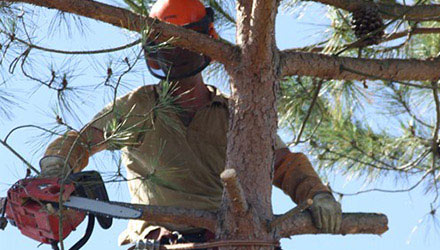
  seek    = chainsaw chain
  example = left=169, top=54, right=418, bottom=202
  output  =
left=61, top=200, right=142, bottom=220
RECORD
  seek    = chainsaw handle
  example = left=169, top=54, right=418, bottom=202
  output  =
left=66, top=171, right=112, bottom=229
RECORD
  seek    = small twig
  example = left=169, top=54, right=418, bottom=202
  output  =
left=0, top=139, right=40, bottom=174
left=387, top=83, right=434, bottom=129
left=220, top=169, right=248, bottom=215
left=269, top=199, right=313, bottom=231
left=4, top=124, right=61, bottom=143
left=294, top=79, right=323, bottom=145
left=430, top=80, right=440, bottom=203
left=333, top=169, right=431, bottom=196
left=0, top=28, right=141, bottom=55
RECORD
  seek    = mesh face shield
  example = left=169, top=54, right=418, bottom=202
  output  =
left=144, top=8, right=214, bottom=81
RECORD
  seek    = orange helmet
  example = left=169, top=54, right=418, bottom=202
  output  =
left=144, top=0, right=218, bottom=80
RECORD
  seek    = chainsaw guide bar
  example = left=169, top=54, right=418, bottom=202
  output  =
left=63, top=196, right=143, bottom=219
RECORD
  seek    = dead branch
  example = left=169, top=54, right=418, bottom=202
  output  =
left=309, top=0, right=440, bottom=21
left=1, top=0, right=239, bottom=66
left=277, top=212, right=388, bottom=238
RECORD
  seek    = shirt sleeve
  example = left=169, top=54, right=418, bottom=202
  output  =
left=89, top=85, right=157, bottom=150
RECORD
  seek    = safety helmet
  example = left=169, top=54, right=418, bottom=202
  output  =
left=144, top=0, right=218, bottom=80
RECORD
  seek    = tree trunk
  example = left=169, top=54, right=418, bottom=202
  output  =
left=216, top=1, right=280, bottom=249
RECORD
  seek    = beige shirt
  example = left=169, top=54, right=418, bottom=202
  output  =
left=91, top=83, right=285, bottom=244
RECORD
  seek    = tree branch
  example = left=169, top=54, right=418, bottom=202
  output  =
left=280, top=51, right=440, bottom=81
left=247, top=0, right=278, bottom=64
left=236, top=0, right=253, bottom=46
left=0, top=196, right=389, bottom=238
left=270, top=199, right=313, bottom=231
left=1, top=0, right=239, bottom=66
left=88, top=201, right=219, bottom=232
left=277, top=212, right=388, bottom=238
left=292, top=28, right=440, bottom=53
left=309, top=0, right=440, bottom=21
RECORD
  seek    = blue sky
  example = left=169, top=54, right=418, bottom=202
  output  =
left=0, top=1, right=439, bottom=250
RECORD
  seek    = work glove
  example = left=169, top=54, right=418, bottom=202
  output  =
left=40, top=131, right=91, bottom=177
left=39, top=155, right=72, bottom=178
left=309, top=192, right=342, bottom=233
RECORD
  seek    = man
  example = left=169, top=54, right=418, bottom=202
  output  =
left=40, top=0, right=342, bottom=247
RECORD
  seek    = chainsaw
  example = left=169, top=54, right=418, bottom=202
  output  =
left=0, top=171, right=143, bottom=250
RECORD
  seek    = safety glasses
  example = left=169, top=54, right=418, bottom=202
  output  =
left=182, top=7, right=214, bottom=34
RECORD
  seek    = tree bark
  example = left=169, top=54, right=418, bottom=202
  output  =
left=280, top=51, right=440, bottom=81
left=216, top=0, right=281, bottom=248
left=310, top=0, right=440, bottom=21
left=277, top=212, right=388, bottom=238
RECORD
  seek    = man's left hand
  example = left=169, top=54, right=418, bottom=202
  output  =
left=309, top=193, right=342, bottom=233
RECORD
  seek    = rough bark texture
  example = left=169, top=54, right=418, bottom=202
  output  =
left=112, top=202, right=218, bottom=232
left=277, top=212, right=388, bottom=237
left=310, top=0, right=440, bottom=21
left=216, top=1, right=281, bottom=249
left=280, top=51, right=440, bottom=81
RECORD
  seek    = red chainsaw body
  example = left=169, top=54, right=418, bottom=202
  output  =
left=5, top=177, right=85, bottom=244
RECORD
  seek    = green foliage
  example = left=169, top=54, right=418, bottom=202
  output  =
left=278, top=75, right=438, bottom=191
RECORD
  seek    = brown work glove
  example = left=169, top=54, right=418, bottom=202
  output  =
left=40, top=131, right=90, bottom=177
left=309, top=192, right=342, bottom=233
left=273, top=152, right=342, bottom=233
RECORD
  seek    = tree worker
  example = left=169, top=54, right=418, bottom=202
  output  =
left=39, top=0, right=342, bottom=248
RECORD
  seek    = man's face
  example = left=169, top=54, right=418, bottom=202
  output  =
left=155, top=46, right=208, bottom=78
left=144, top=7, right=215, bottom=80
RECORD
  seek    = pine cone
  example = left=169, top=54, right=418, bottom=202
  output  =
left=351, top=5, right=384, bottom=46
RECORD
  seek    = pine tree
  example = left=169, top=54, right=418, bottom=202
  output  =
left=2, top=0, right=440, bottom=249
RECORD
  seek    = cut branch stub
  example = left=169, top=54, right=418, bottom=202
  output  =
left=269, top=199, right=313, bottom=231
left=277, top=212, right=388, bottom=238
left=220, top=168, right=249, bottom=215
